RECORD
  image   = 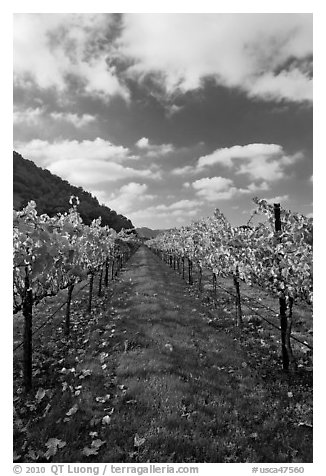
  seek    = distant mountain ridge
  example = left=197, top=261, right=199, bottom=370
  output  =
left=136, top=227, right=167, bottom=239
left=13, top=151, right=134, bottom=232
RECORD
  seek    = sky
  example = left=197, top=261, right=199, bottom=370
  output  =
left=13, top=12, right=313, bottom=229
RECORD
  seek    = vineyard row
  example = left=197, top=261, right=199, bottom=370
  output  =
left=13, top=197, right=139, bottom=390
left=146, top=198, right=313, bottom=371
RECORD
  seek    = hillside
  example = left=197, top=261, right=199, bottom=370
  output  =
left=13, top=151, right=134, bottom=232
left=136, top=227, right=167, bottom=239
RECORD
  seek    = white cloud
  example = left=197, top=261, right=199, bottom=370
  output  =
left=14, top=14, right=128, bottom=99
left=236, top=152, right=302, bottom=181
left=247, top=181, right=270, bottom=192
left=263, top=195, right=289, bottom=204
left=49, top=160, right=155, bottom=187
left=136, top=137, right=150, bottom=149
left=192, top=176, right=249, bottom=202
left=106, top=182, right=155, bottom=214
left=14, top=138, right=160, bottom=188
left=248, top=69, right=312, bottom=102
left=130, top=199, right=200, bottom=223
left=14, top=107, right=96, bottom=128
left=197, top=143, right=282, bottom=169
left=14, top=14, right=312, bottom=104
left=49, top=112, right=96, bottom=128
left=118, top=13, right=312, bottom=103
left=13, top=107, right=44, bottom=124
left=135, top=137, right=174, bottom=157
left=155, top=199, right=199, bottom=212
left=196, top=143, right=303, bottom=182
left=15, top=137, right=132, bottom=168
left=172, top=165, right=196, bottom=176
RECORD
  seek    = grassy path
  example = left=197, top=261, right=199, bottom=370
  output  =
left=14, top=245, right=312, bottom=463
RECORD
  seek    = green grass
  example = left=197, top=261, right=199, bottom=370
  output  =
left=13, top=246, right=312, bottom=463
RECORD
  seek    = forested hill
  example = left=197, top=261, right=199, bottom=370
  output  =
left=13, top=151, right=134, bottom=232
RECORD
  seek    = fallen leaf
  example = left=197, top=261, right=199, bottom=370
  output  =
left=35, top=388, right=46, bottom=402
left=82, top=447, right=98, bottom=457
left=102, top=415, right=111, bottom=425
left=27, top=449, right=39, bottom=461
left=42, top=404, right=51, bottom=418
left=66, top=404, right=78, bottom=416
left=298, top=422, right=313, bottom=428
left=134, top=433, right=146, bottom=447
left=44, top=438, right=66, bottom=460
left=91, top=439, right=105, bottom=449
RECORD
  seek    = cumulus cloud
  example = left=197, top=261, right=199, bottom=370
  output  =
left=130, top=199, right=200, bottom=224
left=14, top=138, right=161, bottom=188
left=14, top=14, right=312, bottom=104
left=118, top=13, right=312, bottom=103
left=14, top=13, right=128, bottom=99
left=49, top=112, right=96, bottom=128
left=192, top=176, right=249, bottom=202
left=14, top=107, right=96, bottom=129
left=248, top=69, right=312, bottom=103
left=236, top=151, right=303, bottom=181
left=196, top=143, right=303, bottom=182
left=172, top=165, right=197, bottom=176
left=154, top=199, right=199, bottom=212
left=135, top=137, right=174, bottom=157
left=197, top=144, right=282, bottom=169
left=48, top=159, right=155, bottom=188
left=106, top=182, right=155, bottom=214
left=247, top=181, right=270, bottom=192
left=263, top=195, right=289, bottom=204
left=136, top=137, right=150, bottom=149
left=13, top=107, right=44, bottom=124
left=15, top=137, right=133, bottom=168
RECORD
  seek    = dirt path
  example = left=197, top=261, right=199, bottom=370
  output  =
left=14, top=245, right=312, bottom=463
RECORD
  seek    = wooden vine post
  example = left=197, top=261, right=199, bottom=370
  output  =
left=104, top=257, right=109, bottom=287
left=188, top=258, right=193, bottom=285
left=23, top=266, right=33, bottom=391
left=116, top=256, right=119, bottom=276
left=87, top=273, right=94, bottom=313
left=274, top=203, right=290, bottom=371
left=233, top=265, right=243, bottom=326
left=198, top=264, right=203, bottom=292
left=98, top=265, right=103, bottom=297
left=65, top=283, right=74, bottom=336
left=212, top=272, right=217, bottom=306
